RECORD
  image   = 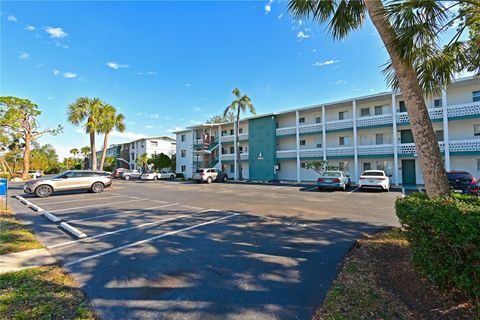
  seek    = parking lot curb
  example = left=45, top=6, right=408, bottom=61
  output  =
left=43, top=211, right=62, bottom=223
left=60, top=222, right=88, bottom=239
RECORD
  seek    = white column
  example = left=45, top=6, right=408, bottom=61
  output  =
left=392, top=94, right=399, bottom=185
left=233, top=122, right=238, bottom=180
left=352, top=100, right=358, bottom=183
left=322, top=106, right=327, bottom=161
left=218, top=126, right=222, bottom=170
left=442, top=89, right=451, bottom=171
left=295, top=111, right=301, bottom=182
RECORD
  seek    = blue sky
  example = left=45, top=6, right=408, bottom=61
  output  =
left=1, top=1, right=393, bottom=159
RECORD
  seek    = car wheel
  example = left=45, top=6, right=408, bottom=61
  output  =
left=91, top=182, right=105, bottom=193
left=124, top=175, right=130, bottom=181
left=223, top=176, right=228, bottom=183
left=317, top=186, right=323, bottom=191
left=35, top=185, right=53, bottom=198
left=153, top=176, right=158, bottom=181
left=170, top=175, right=175, bottom=180
left=207, top=177, right=213, bottom=184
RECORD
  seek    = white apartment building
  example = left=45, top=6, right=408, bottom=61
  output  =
left=175, top=77, right=480, bottom=186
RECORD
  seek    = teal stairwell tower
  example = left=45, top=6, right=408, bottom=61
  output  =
left=248, top=115, right=277, bottom=181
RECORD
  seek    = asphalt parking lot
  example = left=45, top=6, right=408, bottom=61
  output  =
left=9, top=180, right=400, bottom=320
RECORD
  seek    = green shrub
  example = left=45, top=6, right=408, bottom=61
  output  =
left=0, top=173, right=11, bottom=180
left=396, top=193, right=480, bottom=305
left=175, top=173, right=184, bottom=179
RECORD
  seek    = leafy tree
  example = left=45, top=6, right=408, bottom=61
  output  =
left=305, top=160, right=339, bottom=175
left=150, top=153, right=172, bottom=170
left=206, top=111, right=235, bottom=124
left=223, top=88, right=256, bottom=180
left=98, top=104, right=126, bottom=170
left=288, top=0, right=452, bottom=198
left=0, top=96, right=62, bottom=179
left=136, top=153, right=150, bottom=171
left=67, top=97, right=103, bottom=170
left=70, top=148, right=79, bottom=159
left=103, top=156, right=116, bottom=172
left=30, top=143, right=59, bottom=172
left=80, top=146, right=91, bottom=169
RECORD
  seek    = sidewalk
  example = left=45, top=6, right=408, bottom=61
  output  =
left=0, top=248, right=58, bottom=274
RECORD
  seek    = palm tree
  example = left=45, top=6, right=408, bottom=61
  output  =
left=223, top=88, right=256, bottom=180
left=98, top=105, right=126, bottom=170
left=69, top=148, right=79, bottom=159
left=136, top=153, right=149, bottom=171
left=80, top=146, right=91, bottom=169
left=288, top=0, right=451, bottom=198
left=67, top=97, right=103, bottom=170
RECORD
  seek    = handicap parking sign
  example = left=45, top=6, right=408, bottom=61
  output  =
left=0, top=178, right=7, bottom=196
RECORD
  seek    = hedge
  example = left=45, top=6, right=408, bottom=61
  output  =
left=0, top=173, right=11, bottom=180
left=396, top=193, right=480, bottom=306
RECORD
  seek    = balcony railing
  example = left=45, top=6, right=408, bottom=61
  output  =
left=300, top=148, right=323, bottom=158
left=447, top=102, right=480, bottom=118
left=219, top=133, right=249, bottom=142
left=357, top=144, right=394, bottom=155
left=276, top=150, right=296, bottom=159
left=276, top=126, right=296, bottom=136
left=356, top=114, right=393, bottom=128
left=220, top=153, right=249, bottom=161
left=326, top=146, right=354, bottom=157
left=299, top=123, right=322, bottom=134
left=398, top=141, right=445, bottom=155
left=449, top=139, right=480, bottom=153
left=325, top=119, right=354, bottom=131
left=396, top=108, right=444, bottom=124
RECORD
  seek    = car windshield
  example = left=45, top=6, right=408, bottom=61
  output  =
left=362, top=171, right=384, bottom=176
left=447, top=173, right=471, bottom=180
left=196, top=169, right=205, bottom=173
left=321, top=172, right=341, bottom=177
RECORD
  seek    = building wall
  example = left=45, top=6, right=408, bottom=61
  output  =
left=451, top=156, right=480, bottom=178
left=176, top=131, right=194, bottom=178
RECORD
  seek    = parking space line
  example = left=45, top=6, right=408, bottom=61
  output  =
left=63, top=212, right=239, bottom=267
left=68, top=203, right=179, bottom=223
left=32, top=195, right=123, bottom=206
left=305, top=186, right=318, bottom=191
left=181, top=205, right=204, bottom=211
left=49, top=199, right=146, bottom=213
left=348, top=187, right=360, bottom=194
left=49, top=209, right=219, bottom=249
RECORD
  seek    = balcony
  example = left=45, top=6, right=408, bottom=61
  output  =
left=300, top=148, right=323, bottom=158
left=356, top=114, right=393, bottom=128
left=398, top=142, right=445, bottom=155
left=219, top=133, right=249, bottom=143
left=449, top=139, right=480, bottom=153
left=396, top=108, right=443, bottom=124
left=326, top=146, right=354, bottom=157
left=447, top=102, right=480, bottom=119
left=276, top=126, right=296, bottom=136
left=299, top=123, right=322, bottom=134
left=220, top=153, right=249, bottom=161
left=357, top=144, right=394, bottom=156
left=325, top=119, right=354, bottom=131
left=276, top=150, right=296, bottom=159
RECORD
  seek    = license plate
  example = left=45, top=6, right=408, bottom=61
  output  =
left=453, top=189, right=463, bottom=193
left=368, top=179, right=375, bottom=183
left=325, top=179, right=332, bottom=182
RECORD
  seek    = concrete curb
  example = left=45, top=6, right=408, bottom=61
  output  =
left=60, top=222, right=87, bottom=239
left=43, top=212, right=61, bottom=223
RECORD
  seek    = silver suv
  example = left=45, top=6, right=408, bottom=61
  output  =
left=193, top=168, right=228, bottom=183
left=23, top=170, right=112, bottom=197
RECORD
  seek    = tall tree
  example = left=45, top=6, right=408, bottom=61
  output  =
left=136, top=153, right=150, bottom=171
left=206, top=111, right=236, bottom=124
left=67, top=97, right=103, bottom=170
left=223, top=88, right=256, bottom=180
left=80, top=146, right=91, bottom=169
left=70, top=148, right=79, bottom=160
left=0, top=96, right=62, bottom=179
left=98, top=104, right=126, bottom=170
left=288, top=0, right=452, bottom=198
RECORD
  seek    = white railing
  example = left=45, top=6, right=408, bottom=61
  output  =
left=220, top=135, right=234, bottom=143
left=276, top=126, right=296, bottom=136
left=357, top=144, right=394, bottom=155
left=449, top=139, right=480, bottom=153
left=447, top=102, right=480, bottom=118
left=356, top=114, right=393, bottom=128
left=300, top=148, right=323, bottom=158
left=276, top=150, right=296, bottom=159
left=396, top=108, right=444, bottom=124
left=325, top=119, right=354, bottom=131
left=221, top=154, right=235, bottom=161
left=239, top=133, right=248, bottom=140
left=240, top=153, right=249, bottom=160
left=326, top=146, right=354, bottom=157
left=398, top=142, right=445, bottom=154
left=299, top=123, right=322, bottom=134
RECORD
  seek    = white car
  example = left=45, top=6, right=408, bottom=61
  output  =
left=140, top=170, right=176, bottom=181
left=358, top=170, right=390, bottom=191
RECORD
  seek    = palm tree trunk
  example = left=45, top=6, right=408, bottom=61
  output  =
left=90, top=132, right=97, bottom=170
left=236, top=109, right=242, bottom=180
left=364, top=0, right=450, bottom=198
left=0, top=157, right=14, bottom=177
left=22, top=134, right=31, bottom=180
left=99, top=132, right=109, bottom=171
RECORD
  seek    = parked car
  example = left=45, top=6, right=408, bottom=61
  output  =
left=193, top=168, right=228, bottom=183
left=28, top=170, right=42, bottom=179
left=120, top=169, right=142, bottom=180
left=140, top=169, right=176, bottom=181
left=446, top=171, right=479, bottom=196
left=317, top=171, right=350, bottom=191
left=358, top=170, right=390, bottom=191
left=113, top=168, right=126, bottom=178
left=23, top=170, right=112, bottom=197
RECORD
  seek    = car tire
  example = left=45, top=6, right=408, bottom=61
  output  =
left=207, top=177, right=213, bottom=184
left=35, top=185, right=53, bottom=198
left=153, top=176, right=158, bottom=181
left=317, top=186, right=323, bottom=191
left=91, top=182, right=105, bottom=193
left=222, top=176, right=228, bottom=183
left=124, top=175, right=130, bottom=181
left=170, top=175, right=175, bottom=180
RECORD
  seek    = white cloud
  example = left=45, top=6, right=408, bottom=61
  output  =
left=47, top=96, right=55, bottom=100
left=277, top=13, right=283, bottom=19
left=36, top=63, right=46, bottom=68
left=25, top=25, right=35, bottom=31
left=334, top=80, right=347, bottom=85
left=297, top=29, right=312, bottom=41
left=110, top=130, right=147, bottom=140
left=7, top=15, right=17, bottom=22
left=145, top=125, right=155, bottom=129
left=264, top=0, right=273, bottom=14
left=312, top=49, right=317, bottom=53
left=107, top=62, right=129, bottom=70
left=190, top=120, right=202, bottom=125
left=63, top=72, right=78, bottom=78
left=312, top=59, right=339, bottom=67
left=135, top=71, right=157, bottom=76
left=185, top=83, right=191, bottom=87
left=149, top=113, right=160, bottom=119
left=52, top=69, right=60, bottom=76
left=45, top=26, right=68, bottom=38
left=167, top=127, right=184, bottom=133
left=18, top=51, right=30, bottom=60
left=193, top=107, right=201, bottom=112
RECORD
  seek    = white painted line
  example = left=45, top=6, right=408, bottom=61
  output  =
left=402, top=187, right=405, bottom=195
left=348, top=187, right=360, bottom=194
left=181, top=205, right=204, bottom=211
left=306, top=186, right=318, bottom=191
left=68, top=203, right=179, bottom=223
left=49, top=199, right=145, bottom=213
left=60, top=222, right=87, bottom=239
left=49, top=209, right=218, bottom=249
left=64, top=212, right=239, bottom=267
left=43, top=212, right=61, bottom=223
left=35, top=195, right=123, bottom=206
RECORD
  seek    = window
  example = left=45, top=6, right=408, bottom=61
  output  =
left=477, top=159, right=480, bottom=171
left=181, top=150, right=186, bottom=157
left=376, top=133, right=384, bottom=145
left=339, top=161, right=349, bottom=171
left=299, top=117, right=305, bottom=124
left=474, top=124, right=480, bottom=136
left=239, top=146, right=243, bottom=153
left=360, top=108, right=370, bottom=117
left=230, top=146, right=235, bottom=153
left=315, top=116, right=322, bottom=124
left=131, top=143, right=135, bottom=149
left=276, top=163, right=281, bottom=171
left=230, top=164, right=234, bottom=173
left=339, top=137, right=350, bottom=146
left=316, top=143, right=322, bottom=148
left=376, top=160, right=386, bottom=171
left=222, top=147, right=227, bottom=155
left=181, top=134, right=186, bottom=142
left=230, top=129, right=234, bottom=135
left=434, top=98, right=442, bottom=108
left=399, top=100, right=407, bottom=112
left=181, top=165, right=186, bottom=172
left=221, top=130, right=227, bottom=136
left=339, top=111, right=345, bottom=120
left=473, top=91, right=480, bottom=102
left=239, top=128, right=243, bottom=134
left=150, top=141, right=158, bottom=147
left=300, top=140, right=306, bottom=146
left=435, top=130, right=444, bottom=142
left=300, top=162, right=306, bottom=168
left=374, top=106, right=383, bottom=115
left=363, top=162, right=372, bottom=171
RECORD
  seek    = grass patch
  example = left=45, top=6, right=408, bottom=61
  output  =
left=0, top=266, right=97, bottom=320
left=315, top=228, right=478, bottom=320
left=0, top=209, right=43, bottom=255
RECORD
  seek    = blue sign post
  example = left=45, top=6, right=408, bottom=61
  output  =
left=0, top=178, right=7, bottom=210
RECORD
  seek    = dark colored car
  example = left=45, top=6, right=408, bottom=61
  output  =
left=446, top=171, right=478, bottom=195
left=120, top=169, right=142, bottom=180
